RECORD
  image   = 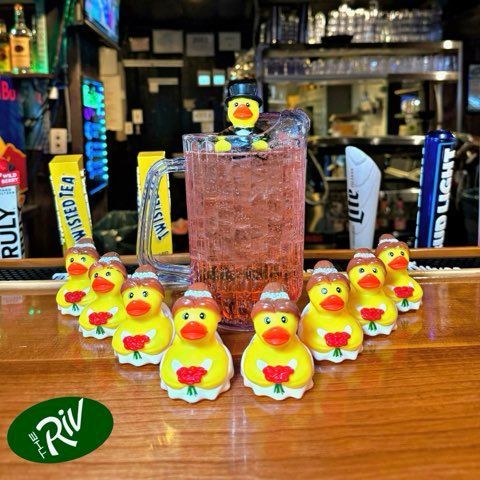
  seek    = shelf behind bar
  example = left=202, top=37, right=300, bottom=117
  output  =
left=1, top=247, right=479, bottom=270
left=308, top=135, right=425, bottom=147
left=263, top=72, right=458, bottom=84
left=262, top=40, right=462, bottom=58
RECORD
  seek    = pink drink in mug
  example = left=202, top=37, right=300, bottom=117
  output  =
left=138, top=110, right=309, bottom=330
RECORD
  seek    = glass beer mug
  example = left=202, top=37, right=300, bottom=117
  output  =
left=138, top=109, right=309, bottom=330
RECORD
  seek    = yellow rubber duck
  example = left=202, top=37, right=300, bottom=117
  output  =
left=160, top=283, right=233, bottom=403
left=375, top=234, right=423, bottom=312
left=215, top=78, right=268, bottom=152
left=241, top=282, right=314, bottom=400
left=56, top=237, right=99, bottom=316
left=299, top=261, right=363, bottom=363
left=112, top=266, right=173, bottom=366
left=347, top=249, right=398, bottom=336
left=78, top=252, right=127, bottom=339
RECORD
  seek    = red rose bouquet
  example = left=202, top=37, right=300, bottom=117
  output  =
left=393, top=286, right=414, bottom=307
left=177, top=366, right=208, bottom=396
left=88, top=311, right=113, bottom=335
left=262, top=365, right=295, bottom=394
left=360, top=307, right=385, bottom=332
left=123, top=334, right=150, bottom=360
left=64, top=291, right=86, bottom=312
left=324, top=331, right=351, bottom=357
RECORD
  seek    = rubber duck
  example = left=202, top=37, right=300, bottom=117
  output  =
left=241, top=283, right=314, bottom=400
left=299, top=261, right=363, bottom=363
left=78, top=252, right=127, bottom=339
left=375, top=234, right=423, bottom=312
left=56, top=238, right=99, bottom=316
left=112, top=266, right=173, bottom=366
left=215, top=78, right=268, bottom=152
left=160, top=283, right=233, bottom=403
left=347, top=249, right=398, bottom=336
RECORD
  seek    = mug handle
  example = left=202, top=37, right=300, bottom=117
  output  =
left=137, top=157, right=191, bottom=286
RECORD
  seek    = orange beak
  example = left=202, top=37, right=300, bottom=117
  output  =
left=320, top=295, right=345, bottom=311
left=358, top=273, right=381, bottom=289
left=180, top=321, right=207, bottom=340
left=92, top=276, right=114, bottom=293
left=233, top=104, right=253, bottom=119
left=67, top=262, right=87, bottom=275
left=262, top=326, right=290, bottom=346
left=388, top=256, right=408, bottom=270
left=126, top=300, right=151, bottom=317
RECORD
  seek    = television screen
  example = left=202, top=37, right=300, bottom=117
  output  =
left=84, top=0, right=120, bottom=44
left=81, top=77, right=108, bottom=194
left=468, top=64, right=480, bottom=112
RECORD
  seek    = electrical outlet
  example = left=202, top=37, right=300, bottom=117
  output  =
left=49, top=128, right=68, bottom=154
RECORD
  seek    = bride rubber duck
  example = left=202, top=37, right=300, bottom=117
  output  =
left=375, top=233, right=423, bottom=312
left=347, top=249, right=398, bottom=336
left=160, top=283, right=233, bottom=403
left=56, top=238, right=99, bottom=316
left=241, top=282, right=314, bottom=400
left=78, top=252, right=127, bottom=339
left=299, top=261, right=364, bottom=363
left=112, top=266, right=173, bottom=366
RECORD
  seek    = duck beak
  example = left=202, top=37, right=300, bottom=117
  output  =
left=67, top=262, right=88, bottom=275
left=92, top=276, right=114, bottom=293
left=358, top=273, right=381, bottom=289
left=126, top=300, right=151, bottom=316
left=233, top=104, right=253, bottom=119
left=180, top=321, right=208, bottom=340
left=320, top=295, right=345, bottom=311
left=388, top=256, right=408, bottom=270
left=262, top=326, right=290, bottom=345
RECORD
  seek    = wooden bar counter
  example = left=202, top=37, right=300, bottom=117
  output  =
left=1, top=253, right=480, bottom=478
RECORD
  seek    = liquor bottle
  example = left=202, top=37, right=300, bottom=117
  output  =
left=393, top=197, right=407, bottom=232
left=30, top=15, right=37, bottom=72
left=10, top=4, right=32, bottom=74
left=0, top=20, right=11, bottom=72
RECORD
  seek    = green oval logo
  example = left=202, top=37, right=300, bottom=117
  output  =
left=7, top=397, right=113, bottom=463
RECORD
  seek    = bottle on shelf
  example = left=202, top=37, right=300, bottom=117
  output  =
left=30, top=14, right=38, bottom=72
left=0, top=20, right=11, bottom=73
left=393, top=196, right=407, bottom=232
left=10, top=4, right=32, bottom=74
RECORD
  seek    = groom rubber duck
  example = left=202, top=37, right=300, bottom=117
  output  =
left=215, top=78, right=269, bottom=152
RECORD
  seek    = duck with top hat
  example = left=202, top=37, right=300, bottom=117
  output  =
left=241, top=282, right=314, bottom=400
left=215, top=78, right=269, bottom=153
left=375, top=234, right=423, bottom=312
left=347, top=249, right=398, bottom=336
left=299, top=261, right=364, bottom=363
left=56, top=237, right=99, bottom=316
left=78, top=252, right=127, bottom=339
left=112, top=266, right=174, bottom=366
left=160, top=283, right=233, bottom=403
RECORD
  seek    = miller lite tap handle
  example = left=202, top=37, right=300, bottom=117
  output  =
left=346, top=146, right=381, bottom=249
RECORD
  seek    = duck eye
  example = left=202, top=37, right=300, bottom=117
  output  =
left=389, top=252, right=394, bottom=257
left=182, top=312, right=189, bottom=320
left=128, top=292, right=134, bottom=299
left=94, top=272, right=98, bottom=278
left=321, top=287, right=327, bottom=294
left=81, top=256, right=86, bottom=262
left=246, top=102, right=250, bottom=107
left=199, top=312, right=206, bottom=320
left=359, top=267, right=365, bottom=273
left=281, top=316, right=287, bottom=323
left=336, top=287, right=341, bottom=293
left=401, top=251, right=405, bottom=256
left=142, top=291, right=148, bottom=297
left=106, top=271, right=111, bottom=277
left=69, top=258, right=74, bottom=263
left=234, top=102, right=238, bottom=107
left=264, top=317, right=271, bottom=324
left=372, top=268, right=377, bottom=274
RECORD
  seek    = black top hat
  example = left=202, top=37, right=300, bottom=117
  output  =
left=225, top=78, right=263, bottom=107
